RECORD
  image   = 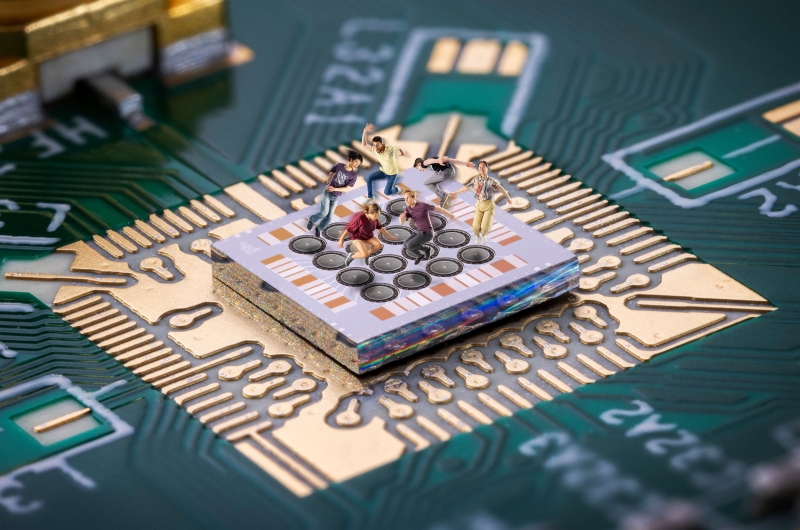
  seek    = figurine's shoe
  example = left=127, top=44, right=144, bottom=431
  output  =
left=441, top=193, right=452, bottom=208
left=344, top=252, right=354, bottom=267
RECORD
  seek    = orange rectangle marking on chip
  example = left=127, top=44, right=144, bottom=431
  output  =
left=491, top=259, right=516, bottom=273
left=498, top=234, right=522, bottom=246
left=270, top=227, right=294, bottom=241
left=325, top=296, right=351, bottom=309
left=334, top=205, right=354, bottom=218
left=292, top=274, right=317, bottom=287
left=431, top=283, right=456, bottom=297
left=371, top=307, right=395, bottom=321
left=261, top=254, right=285, bottom=266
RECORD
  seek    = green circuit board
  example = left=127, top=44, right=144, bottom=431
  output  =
left=2, top=1, right=800, bottom=529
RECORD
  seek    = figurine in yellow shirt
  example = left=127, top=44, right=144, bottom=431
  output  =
left=362, top=123, right=407, bottom=199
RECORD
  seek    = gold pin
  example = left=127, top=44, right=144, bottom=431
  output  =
left=457, top=401, right=492, bottom=425
left=478, top=393, right=513, bottom=417
left=606, top=227, right=654, bottom=246
left=418, top=381, right=453, bottom=404
left=577, top=354, right=615, bottom=378
left=33, top=408, right=92, bottom=433
left=190, top=199, right=222, bottom=222
left=174, top=383, right=220, bottom=406
left=582, top=255, right=622, bottom=275
left=379, top=396, right=414, bottom=420
left=518, top=377, right=553, bottom=401
left=106, top=230, right=138, bottom=253
left=573, top=306, right=608, bottom=328
left=122, top=226, right=153, bottom=248
left=268, top=395, right=311, bottom=418
left=578, top=272, right=617, bottom=291
left=567, top=238, right=594, bottom=253
left=499, top=334, right=534, bottom=357
left=249, top=360, right=293, bottom=381
left=92, top=235, right=123, bottom=259
left=534, top=320, right=570, bottom=343
left=335, top=398, right=362, bottom=427
left=459, top=349, right=494, bottom=373
left=218, top=359, right=262, bottom=381
left=190, top=238, right=212, bottom=257
left=169, top=307, right=213, bottom=329
left=497, top=385, right=533, bottom=408
left=420, top=364, right=456, bottom=388
left=648, top=253, right=697, bottom=273
left=609, top=273, right=651, bottom=293
left=149, top=215, right=180, bottom=238
left=577, top=255, right=590, bottom=264
left=437, top=409, right=471, bottom=432
left=583, top=212, right=631, bottom=232
left=568, top=322, right=604, bottom=345
left=161, top=373, right=209, bottom=396
left=557, top=362, right=595, bottom=385
left=139, top=257, right=173, bottom=280
left=493, top=351, right=529, bottom=374
left=163, top=210, right=194, bottom=233
left=592, top=219, right=640, bottom=237
left=187, top=392, right=233, bottom=414
left=596, top=347, right=636, bottom=369
left=199, top=402, right=246, bottom=424
left=203, top=194, right=235, bottom=218
left=396, top=424, right=430, bottom=451
left=619, top=235, right=668, bottom=255
left=178, top=206, right=208, bottom=228
left=532, top=336, right=568, bottom=359
left=384, top=378, right=419, bottom=402
left=242, top=377, right=286, bottom=399
left=632, top=244, right=681, bottom=264
left=416, top=416, right=450, bottom=441
left=455, top=366, right=490, bottom=390
left=537, top=369, right=573, bottom=393
left=501, top=196, right=530, bottom=211
left=272, top=378, right=317, bottom=400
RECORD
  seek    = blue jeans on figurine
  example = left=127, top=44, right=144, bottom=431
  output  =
left=366, top=170, right=399, bottom=199
left=308, top=190, right=338, bottom=231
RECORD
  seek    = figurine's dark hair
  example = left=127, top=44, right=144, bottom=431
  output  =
left=478, top=160, right=489, bottom=170
left=414, top=157, right=425, bottom=168
left=346, top=150, right=363, bottom=162
left=372, top=136, right=383, bottom=144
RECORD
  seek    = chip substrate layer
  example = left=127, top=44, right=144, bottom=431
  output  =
left=212, top=171, right=578, bottom=374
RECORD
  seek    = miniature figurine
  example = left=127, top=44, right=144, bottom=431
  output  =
left=413, top=155, right=474, bottom=208
left=398, top=189, right=455, bottom=265
left=339, top=202, right=398, bottom=266
left=362, top=123, right=406, bottom=200
left=452, top=160, right=511, bottom=244
left=307, top=150, right=363, bottom=236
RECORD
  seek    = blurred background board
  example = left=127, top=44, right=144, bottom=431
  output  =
left=1, top=1, right=800, bottom=529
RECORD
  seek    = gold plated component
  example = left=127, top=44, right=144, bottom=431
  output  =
left=122, top=226, right=153, bottom=248
left=272, top=378, right=317, bottom=400
left=568, top=322, right=604, bottom=345
left=596, top=346, right=635, bottom=369
left=582, top=255, right=622, bottom=275
left=577, top=354, right=615, bottom=378
left=258, top=174, right=291, bottom=198
left=537, top=182, right=582, bottom=202
left=163, top=210, right=193, bottom=233
left=96, top=327, right=145, bottom=349
left=213, top=411, right=260, bottom=435
left=459, top=349, right=494, bottom=373
left=243, top=377, right=286, bottom=399
left=437, top=114, right=461, bottom=157
left=456, top=39, right=501, bottom=74
left=379, top=396, right=414, bottom=420
left=418, top=381, right=453, bottom=404
left=161, top=373, right=208, bottom=395
left=71, top=308, right=120, bottom=329
left=134, top=220, right=166, bottom=243
left=290, top=199, right=311, bottom=211
left=383, top=378, right=419, bottom=402
left=543, top=227, right=574, bottom=245
left=190, top=199, right=222, bottom=222
left=478, top=393, right=512, bottom=417
left=123, top=347, right=173, bottom=369
left=578, top=272, right=617, bottom=291
left=524, top=175, right=570, bottom=194
left=174, top=383, right=220, bottom=406
left=573, top=205, right=621, bottom=226
left=105, top=230, right=137, bottom=253
left=63, top=301, right=111, bottom=322
left=427, top=37, right=460, bottom=74
left=583, top=212, right=631, bottom=232
left=271, top=170, right=306, bottom=193
left=437, top=409, right=471, bottom=433
left=517, top=377, right=553, bottom=401
left=497, top=385, right=532, bottom=409
left=632, top=244, right=681, bottom=264
left=783, top=116, right=800, bottom=136
left=224, top=182, right=286, bottom=221
left=763, top=98, right=800, bottom=123
left=335, top=398, right=362, bottom=427
left=497, top=40, right=528, bottom=76
left=499, top=156, right=542, bottom=177
left=512, top=210, right=545, bottom=224
left=532, top=336, right=567, bottom=360
left=169, top=307, right=213, bottom=328
left=249, top=360, right=293, bottom=381
left=609, top=273, right=651, bottom=293
left=115, top=341, right=164, bottom=362
left=515, top=165, right=558, bottom=186
left=619, top=235, right=668, bottom=255
left=455, top=366, right=490, bottom=390
left=416, top=416, right=450, bottom=441
left=420, top=364, right=455, bottom=388
left=218, top=359, right=262, bottom=381
left=203, top=194, right=235, bottom=218
left=555, top=194, right=602, bottom=214
left=557, top=362, right=595, bottom=385
left=573, top=306, right=608, bottom=328
left=493, top=351, right=529, bottom=374
left=131, top=353, right=182, bottom=376
left=648, top=253, right=697, bottom=272
left=148, top=215, right=179, bottom=238
left=498, top=334, right=534, bottom=357
left=283, top=165, right=318, bottom=188
left=636, top=300, right=774, bottom=312
left=662, top=161, right=713, bottom=182
left=179, top=206, right=208, bottom=228
left=87, top=321, right=137, bottom=343
left=606, top=227, right=654, bottom=246
left=532, top=201, right=609, bottom=231
left=535, top=320, right=570, bottom=343
left=396, top=424, right=430, bottom=451
left=33, top=407, right=91, bottom=433
left=299, top=160, right=331, bottom=182
left=537, top=369, right=572, bottom=393
left=500, top=196, right=530, bottom=211
left=5, top=272, right=126, bottom=285
left=207, top=218, right=258, bottom=240
left=190, top=239, right=212, bottom=257
left=546, top=189, right=593, bottom=209
left=592, top=218, right=640, bottom=237
left=152, top=347, right=253, bottom=388
left=492, top=151, right=533, bottom=171
left=456, top=400, right=491, bottom=425
left=200, top=402, right=246, bottom=424
left=105, top=333, right=153, bottom=355
left=141, top=360, right=192, bottom=383
left=53, top=295, right=103, bottom=315
left=225, top=420, right=272, bottom=442
left=187, top=392, right=233, bottom=414
left=567, top=238, right=594, bottom=253
left=577, top=255, right=590, bottom=264
left=269, top=396, right=311, bottom=418
left=139, top=257, right=173, bottom=280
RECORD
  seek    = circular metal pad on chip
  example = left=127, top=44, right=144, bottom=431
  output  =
left=393, top=271, right=432, bottom=290
left=457, top=245, right=495, bottom=264
left=379, top=226, right=414, bottom=244
left=434, top=229, right=471, bottom=248
left=401, top=243, right=439, bottom=261
left=425, top=258, right=464, bottom=277
left=369, top=255, right=407, bottom=274
left=336, top=268, right=375, bottom=287
left=313, top=251, right=348, bottom=270
left=360, top=283, right=399, bottom=302
left=288, top=235, right=326, bottom=254
left=410, top=213, right=447, bottom=232
left=378, top=212, right=391, bottom=226
left=321, top=222, right=350, bottom=242
left=386, top=199, right=407, bottom=217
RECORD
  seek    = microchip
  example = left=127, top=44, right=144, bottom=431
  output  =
left=213, top=169, right=578, bottom=374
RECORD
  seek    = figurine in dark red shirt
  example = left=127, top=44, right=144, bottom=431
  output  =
left=339, top=202, right=398, bottom=266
